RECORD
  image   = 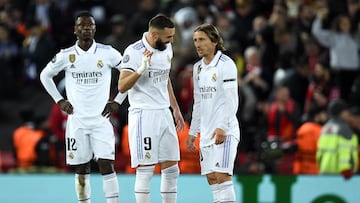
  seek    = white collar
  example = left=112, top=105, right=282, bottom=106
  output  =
left=202, top=50, right=222, bottom=67
left=75, top=40, right=97, bottom=55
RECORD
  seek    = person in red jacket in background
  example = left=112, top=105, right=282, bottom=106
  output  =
left=265, top=85, right=301, bottom=174
left=294, top=106, right=328, bottom=174
left=47, top=102, right=68, bottom=171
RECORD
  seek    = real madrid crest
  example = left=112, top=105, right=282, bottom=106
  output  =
left=97, top=60, right=103, bottom=68
left=68, top=152, right=74, bottom=159
left=212, top=73, right=217, bottom=82
left=145, top=152, right=151, bottom=159
left=69, top=54, right=76, bottom=63
left=197, top=65, right=202, bottom=80
left=167, top=55, right=171, bottom=62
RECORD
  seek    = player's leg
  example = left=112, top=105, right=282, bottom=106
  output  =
left=206, top=173, right=220, bottom=203
left=73, top=163, right=92, bottom=203
left=202, top=146, right=221, bottom=203
left=65, top=118, right=93, bottom=203
left=98, top=159, right=119, bottom=203
left=128, top=109, right=159, bottom=203
left=92, top=118, right=119, bottom=203
left=159, top=161, right=180, bottom=203
left=135, top=165, right=155, bottom=203
left=213, top=135, right=239, bottom=203
left=158, top=109, right=180, bottom=203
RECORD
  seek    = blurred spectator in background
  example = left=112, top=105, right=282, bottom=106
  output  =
left=177, top=121, right=200, bottom=174
left=0, top=5, right=27, bottom=47
left=317, top=99, right=358, bottom=180
left=264, top=85, right=300, bottom=174
left=304, top=59, right=339, bottom=117
left=209, top=0, right=235, bottom=20
left=103, top=14, right=135, bottom=54
left=193, top=1, right=215, bottom=24
left=177, top=64, right=194, bottom=121
left=24, top=0, right=65, bottom=48
left=243, top=46, right=269, bottom=102
left=173, top=6, right=199, bottom=67
left=255, top=24, right=278, bottom=91
left=12, top=108, right=58, bottom=172
left=22, top=19, right=55, bottom=87
left=280, top=55, right=310, bottom=116
left=0, top=23, right=21, bottom=99
left=312, top=8, right=360, bottom=101
left=232, top=0, right=258, bottom=52
left=215, top=12, right=237, bottom=52
left=46, top=79, right=68, bottom=171
left=128, top=0, right=159, bottom=39
left=294, top=106, right=327, bottom=175
left=303, top=37, right=322, bottom=72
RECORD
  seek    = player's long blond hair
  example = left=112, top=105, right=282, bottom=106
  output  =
left=193, top=23, right=226, bottom=52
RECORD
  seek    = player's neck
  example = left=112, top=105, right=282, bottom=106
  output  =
left=145, top=33, right=155, bottom=49
left=203, top=54, right=215, bottom=65
left=78, top=39, right=93, bottom=51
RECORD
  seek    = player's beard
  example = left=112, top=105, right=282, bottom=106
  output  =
left=155, top=39, right=167, bottom=51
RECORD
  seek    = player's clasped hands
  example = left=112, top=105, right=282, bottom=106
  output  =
left=58, top=99, right=74, bottom=114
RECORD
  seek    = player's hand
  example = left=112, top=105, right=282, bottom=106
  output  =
left=211, top=128, right=226, bottom=145
left=101, top=101, right=120, bottom=118
left=173, top=109, right=185, bottom=132
left=58, top=99, right=74, bottom=114
left=136, top=49, right=152, bottom=75
left=186, top=135, right=197, bottom=152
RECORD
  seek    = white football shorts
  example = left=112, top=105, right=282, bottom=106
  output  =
left=128, top=108, right=180, bottom=168
left=65, top=116, right=115, bottom=165
left=200, top=135, right=239, bottom=176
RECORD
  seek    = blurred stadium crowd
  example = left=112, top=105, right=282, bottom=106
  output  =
left=1, top=0, right=360, bottom=176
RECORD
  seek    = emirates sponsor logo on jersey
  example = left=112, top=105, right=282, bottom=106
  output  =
left=200, top=86, right=216, bottom=99
left=199, top=86, right=216, bottom=92
left=69, top=54, right=76, bottom=63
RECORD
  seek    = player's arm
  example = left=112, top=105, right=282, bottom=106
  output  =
left=213, top=60, right=239, bottom=144
left=101, top=47, right=128, bottom=117
left=168, top=79, right=185, bottom=131
left=40, top=54, right=65, bottom=104
left=187, top=64, right=200, bottom=151
left=40, top=53, right=74, bottom=114
left=118, top=49, right=152, bottom=93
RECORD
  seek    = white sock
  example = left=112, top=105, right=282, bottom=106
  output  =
left=210, top=183, right=220, bottom=203
left=75, top=174, right=91, bottom=203
left=218, top=181, right=236, bottom=203
left=135, top=166, right=154, bottom=203
left=160, top=164, right=179, bottom=203
left=102, top=172, right=119, bottom=203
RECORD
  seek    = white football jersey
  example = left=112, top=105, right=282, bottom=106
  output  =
left=41, top=41, right=122, bottom=125
left=120, top=33, right=173, bottom=110
left=189, top=51, right=240, bottom=147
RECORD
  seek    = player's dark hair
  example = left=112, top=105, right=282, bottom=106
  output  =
left=194, top=23, right=226, bottom=52
left=75, top=11, right=94, bottom=22
left=149, top=14, right=174, bottom=30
